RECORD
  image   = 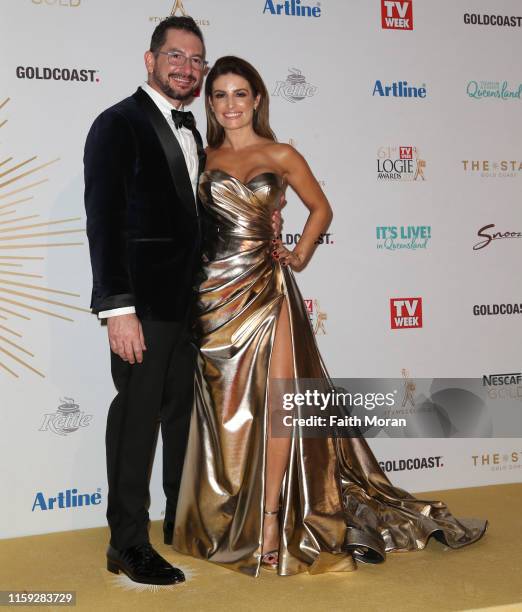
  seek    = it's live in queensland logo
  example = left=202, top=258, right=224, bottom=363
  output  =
left=32, top=487, right=102, bottom=511
left=263, top=0, right=322, bottom=17
left=390, top=297, right=423, bottom=329
left=373, top=80, right=426, bottom=98
left=377, top=225, right=431, bottom=250
left=381, top=0, right=413, bottom=30
left=467, top=80, right=522, bottom=101
left=377, top=146, right=426, bottom=181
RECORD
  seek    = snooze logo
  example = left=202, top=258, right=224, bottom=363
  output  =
left=16, top=66, right=99, bottom=83
left=381, top=1, right=413, bottom=30
left=390, top=298, right=423, bottom=329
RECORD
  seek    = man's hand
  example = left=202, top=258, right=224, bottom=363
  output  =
left=107, top=313, right=146, bottom=364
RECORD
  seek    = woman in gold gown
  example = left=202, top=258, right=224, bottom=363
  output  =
left=173, top=56, right=487, bottom=577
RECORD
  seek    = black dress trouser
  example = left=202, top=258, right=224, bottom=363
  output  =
left=105, top=319, right=196, bottom=550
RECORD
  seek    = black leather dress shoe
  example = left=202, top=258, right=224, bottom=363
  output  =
left=163, top=520, right=174, bottom=545
left=106, top=543, right=184, bottom=585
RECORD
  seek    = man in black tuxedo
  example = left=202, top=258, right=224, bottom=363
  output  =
left=84, top=16, right=207, bottom=585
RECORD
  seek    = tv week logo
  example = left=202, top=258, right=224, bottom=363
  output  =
left=390, top=298, right=422, bottom=329
left=382, top=0, right=413, bottom=30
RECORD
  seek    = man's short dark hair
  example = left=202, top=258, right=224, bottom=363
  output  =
left=150, top=16, right=206, bottom=56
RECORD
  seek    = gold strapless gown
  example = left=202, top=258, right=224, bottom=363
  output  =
left=173, top=170, right=487, bottom=576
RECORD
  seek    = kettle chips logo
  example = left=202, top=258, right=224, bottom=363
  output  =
left=390, top=298, right=422, bottom=329
left=376, top=225, right=431, bottom=250
left=464, top=13, right=522, bottom=28
left=373, top=80, right=426, bottom=98
left=273, top=69, right=317, bottom=103
left=32, top=488, right=102, bottom=511
left=462, top=160, right=522, bottom=178
left=467, top=80, right=522, bottom=101
left=471, top=451, right=521, bottom=472
left=39, top=398, right=93, bottom=436
left=377, top=146, right=426, bottom=181
left=16, top=67, right=99, bottom=83
left=263, top=0, right=321, bottom=17
left=473, top=224, right=522, bottom=250
left=149, top=0, right=210, bottom=25
left=381, top=0, right=413, bottom=30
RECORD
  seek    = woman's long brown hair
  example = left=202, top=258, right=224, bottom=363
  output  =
left=205, top=56, right=276, bottom=148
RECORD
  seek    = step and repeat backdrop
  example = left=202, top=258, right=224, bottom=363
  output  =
left=1, top=0, right=521, bottom=538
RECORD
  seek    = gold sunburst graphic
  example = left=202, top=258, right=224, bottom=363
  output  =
left=170, top=0, right=187, bottom=16
left=0, top=96, right=89, bottom=379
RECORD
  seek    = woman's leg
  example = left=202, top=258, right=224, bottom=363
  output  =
left=263, top=298, right=293, bottom=557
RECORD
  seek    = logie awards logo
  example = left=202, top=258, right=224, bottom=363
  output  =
left=150, top=0, right=210, bottom=26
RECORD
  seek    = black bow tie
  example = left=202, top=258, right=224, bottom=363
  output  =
left=171, top=108, right=195, bottom=130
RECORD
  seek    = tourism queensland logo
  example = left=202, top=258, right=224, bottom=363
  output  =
left=377, top=225, right=431, bottom=251
left=273, top=68, right=317, bottom=103
left=377, top=146, right=426, bottom=181
left=467, top=80, right=522, bottom=101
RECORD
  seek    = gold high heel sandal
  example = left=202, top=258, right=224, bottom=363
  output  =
left=261, top=508, right=280, bottom=571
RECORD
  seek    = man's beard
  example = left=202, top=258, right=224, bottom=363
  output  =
left=152, top=69, right=197, bottom=102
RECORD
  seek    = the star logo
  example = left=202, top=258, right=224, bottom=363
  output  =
left=170, top=0, right=187, bottom=16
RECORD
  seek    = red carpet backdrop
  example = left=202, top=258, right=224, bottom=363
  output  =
left=1, top=0, right=521, bottom=538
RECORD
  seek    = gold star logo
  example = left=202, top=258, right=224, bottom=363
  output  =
left=0, top=96, right=88, bottom=378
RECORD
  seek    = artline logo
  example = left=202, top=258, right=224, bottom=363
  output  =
left=462, top=160, right=522, bottom=178
left=32, top=488, right=102, bottom=511
left=304, top=299, right=327, bottom=335
left=473, top=303, right=522, bottom=316
left=273, top=69, right=317, bottom=103
left=39, top=397, right=93, bottom=436
left=471, top=451, right=522, bottom=472
left=150, top=0, right=210, bottom=25
left=379, top=456, right=443, bottom=472
left=381, top=0, right=413, bottom=30
left=263, top=0, right=321, bottom=17
left=377, top=146, right=426, bottom=180
left=473, top=224, right=522, bottom=251
left=279, top=231, right=333, bottom=246
left=377, top=225, right=431, bottom=251
left=390, top=298, right=422, bottom=329
left=482, top=373, right=522, bottom=401
left=464, top=13, right=522, bottom=28
left=373, top=80, right=426, bottom=98
left=467, top=80, right=522, bottom=101
left=16, top=66, right=99, bottom=83
left=32, top=0, right=81, bottom=6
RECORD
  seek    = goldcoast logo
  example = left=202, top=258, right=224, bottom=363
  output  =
left=0, top=97, right=88, bottom=379
left=16, top=67, right=99, bottom=84
left=272, top=69, right=317, bottom=103
left=150, top=0, right=210, bottom=25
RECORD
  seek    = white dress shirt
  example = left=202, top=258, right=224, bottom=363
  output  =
left=99, top=83, right=200, bottom=319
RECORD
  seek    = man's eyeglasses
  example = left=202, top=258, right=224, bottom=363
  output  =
left=156, top=51, right=209, bottom=70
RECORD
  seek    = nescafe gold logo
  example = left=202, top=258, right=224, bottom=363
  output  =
left=31, top=0, right=81, bottom=7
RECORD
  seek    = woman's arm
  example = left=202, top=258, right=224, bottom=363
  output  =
left=273, top=144, right=332, bottom=271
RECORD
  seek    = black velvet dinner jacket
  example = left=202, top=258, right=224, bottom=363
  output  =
left=84, top=87, right=205, bottom=321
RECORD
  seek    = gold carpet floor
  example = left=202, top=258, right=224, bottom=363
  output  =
left=1, top=483, right=521, bottom=612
